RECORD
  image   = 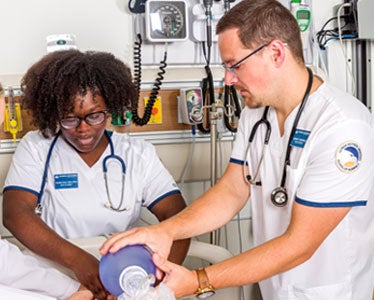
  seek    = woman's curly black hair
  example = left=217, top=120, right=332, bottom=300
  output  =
left=21, top=49, right=137, bottom=138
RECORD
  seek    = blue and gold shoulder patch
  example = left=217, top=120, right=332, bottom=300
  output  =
left=335, top=141, right=361, bottom=173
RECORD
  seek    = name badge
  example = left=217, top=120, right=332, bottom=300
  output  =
left=54, top=173, right=78, bottom=189
left=291, top=129, right=310, bottom=148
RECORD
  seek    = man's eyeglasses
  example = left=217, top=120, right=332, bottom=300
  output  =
left=60, top=110, right=108, bottom=129
left=222, top=43, right=269, bottom=76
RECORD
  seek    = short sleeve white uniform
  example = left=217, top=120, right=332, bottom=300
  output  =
left=4, top=131, right=180, bottom=239
left=231, top=82, right=374, bottom=299
left=0, top=238, right=79, bottom=299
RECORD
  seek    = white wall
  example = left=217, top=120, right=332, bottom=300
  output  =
left=0, top=0, right=224, bottom=81
left=0, top=0, right=228, bottom=89
left=0, top=0, right=133, bottom=76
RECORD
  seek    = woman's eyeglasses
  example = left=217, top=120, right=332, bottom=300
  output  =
left=60, top=110, right=108, bottom=129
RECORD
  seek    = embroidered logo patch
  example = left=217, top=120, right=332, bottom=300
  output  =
left=335, top=141, right=361, bottom=173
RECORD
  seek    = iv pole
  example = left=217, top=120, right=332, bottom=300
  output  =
left=203, top=0, right=237, bottom=245
left=206, top=0, right=236, bottom=189
left=208, top=99, right=231, bottom=244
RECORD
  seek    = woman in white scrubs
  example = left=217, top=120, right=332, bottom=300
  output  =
left=0, top=84, right=92, bottom=299
left=2, top=51, right=190, bottom=300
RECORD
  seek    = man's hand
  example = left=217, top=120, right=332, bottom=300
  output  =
left=100, top=224, right=173, bottom=261
left=152, top=253, right=197, bottom=298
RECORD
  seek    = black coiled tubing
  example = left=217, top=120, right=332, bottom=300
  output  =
left=133, top=34, right=142, bottom=103
left=131, top=34, right=167, bottom=126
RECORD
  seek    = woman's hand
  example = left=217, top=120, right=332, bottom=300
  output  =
left=70, top=251, right=112, bottom=300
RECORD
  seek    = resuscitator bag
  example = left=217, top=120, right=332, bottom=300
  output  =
left=99, top=244, right=175, bottom=300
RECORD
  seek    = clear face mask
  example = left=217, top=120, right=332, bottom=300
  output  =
left=118, top=273, right=156, bottom=300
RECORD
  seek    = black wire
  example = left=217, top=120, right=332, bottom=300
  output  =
left=316, top=17, right=338, bottom=48
left=319, top=16, right=338, bottom=32
left=131, top=34, right=167, bottom=126
left=316, top=14, right=358, bottom=50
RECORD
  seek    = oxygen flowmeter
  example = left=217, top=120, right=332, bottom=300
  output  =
left=4, top=87, right=22, bottom=142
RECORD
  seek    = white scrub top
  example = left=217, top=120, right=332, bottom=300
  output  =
left=0, top=238, right=79, bottom=299
left=231, top=82, right=374, bottom=299
left=4, top=131, right=180, bottom=239
left=0, top=285, right=55, bottom=300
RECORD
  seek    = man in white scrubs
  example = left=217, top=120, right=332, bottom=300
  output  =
left=100, top=0, right=374, bottom=299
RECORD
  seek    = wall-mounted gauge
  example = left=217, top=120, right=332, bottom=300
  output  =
left=145, top=0, right=188, bottom=42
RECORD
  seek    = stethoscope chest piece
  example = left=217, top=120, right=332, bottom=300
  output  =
left=271, top=187, right=288, bottom=207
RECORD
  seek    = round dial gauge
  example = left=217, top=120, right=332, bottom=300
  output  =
left=154, top=4, right=183, bottom=38
left=146, top=0, right=188, bottom=41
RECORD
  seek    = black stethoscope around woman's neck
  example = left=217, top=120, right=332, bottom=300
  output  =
left=244, top=67, right=313, bottom=207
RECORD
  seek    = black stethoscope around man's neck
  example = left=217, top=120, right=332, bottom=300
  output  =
left=245, top=67, right=313, bottom=207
